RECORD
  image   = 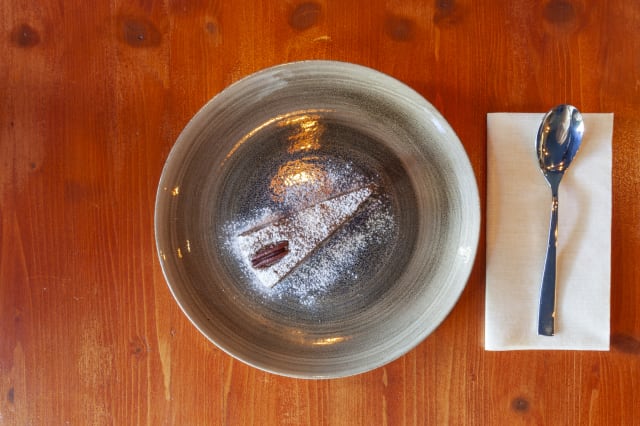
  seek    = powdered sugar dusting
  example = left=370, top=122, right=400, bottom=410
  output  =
left=284, top=196, right=394, bottom=306
left=236, top=185, right=374, bottom=288
left=223, top=155, right=396, bottom=307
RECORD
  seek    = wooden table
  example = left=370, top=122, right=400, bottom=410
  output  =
left=2, top=0, right=639, bottom=424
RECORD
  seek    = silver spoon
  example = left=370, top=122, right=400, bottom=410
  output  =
left=536, top=104, right=584, bottom=336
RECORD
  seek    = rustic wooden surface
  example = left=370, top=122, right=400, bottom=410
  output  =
left=1, top=0, right=639, bottom=424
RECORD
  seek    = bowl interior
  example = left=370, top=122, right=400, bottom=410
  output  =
left=155, top=61, right=479, bottom=378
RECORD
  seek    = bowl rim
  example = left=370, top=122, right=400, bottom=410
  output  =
left=154, top=60, right=481, bottom=379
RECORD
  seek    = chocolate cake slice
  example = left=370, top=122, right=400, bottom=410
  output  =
left=236, top=185, right=374, bottom=288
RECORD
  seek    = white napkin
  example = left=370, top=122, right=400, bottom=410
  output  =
left=485, top=112, right=613, bottom=351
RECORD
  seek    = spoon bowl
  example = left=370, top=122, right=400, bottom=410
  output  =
left=537, top=105, right=585, bottom=176
left=536, top=104, right=584, bottom=336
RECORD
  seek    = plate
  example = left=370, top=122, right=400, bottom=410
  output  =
left=155, top=61, right=480, bottom=378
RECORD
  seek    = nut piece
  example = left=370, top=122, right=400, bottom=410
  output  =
left=251, top=241, right=289, bottom=269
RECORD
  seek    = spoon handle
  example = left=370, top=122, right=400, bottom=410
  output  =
left=538, top=189, right=559, bottom=336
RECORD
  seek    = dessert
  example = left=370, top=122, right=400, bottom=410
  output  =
left=236, top=185, right=374, bottom=288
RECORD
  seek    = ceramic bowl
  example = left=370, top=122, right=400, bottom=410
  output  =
left=155, top=61, right=479, bottom=378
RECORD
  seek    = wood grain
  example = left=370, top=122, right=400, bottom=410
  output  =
left=1, top=0, right=639, bottom=424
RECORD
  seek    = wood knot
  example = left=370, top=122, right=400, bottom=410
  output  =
left=543, top=0, right=576, bottom=23
left=541, top=1, right=583, bottom=33
left=434, top=0, right=464, bottom=25
left=436, top=0, right=456, bottom=12
left=289, top=2, right=322, bottom=31
left=385, top=15, right=415, bottom=41
left=511, top=396, right=530, bottom=413
left=205, top=21, right=218, bottom=35
left=129, top=336, right=149, bottom=360
left=611, top=333, right=640, bottom=355
left=10, top=24, right=40, bottom=48
left=119, top=16, right=162, bottom=47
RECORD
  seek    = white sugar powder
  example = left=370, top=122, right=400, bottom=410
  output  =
left=236, top=186, right=373, bottom=288
left=223, top=157, right=395, bottom=305
left=282, top=197, right=394, bottom=306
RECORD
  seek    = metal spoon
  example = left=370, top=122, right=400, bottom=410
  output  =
left=536, top=104, right=584, bottom=336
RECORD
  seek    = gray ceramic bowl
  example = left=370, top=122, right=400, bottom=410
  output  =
left=155, top=61, right=479, bottom=378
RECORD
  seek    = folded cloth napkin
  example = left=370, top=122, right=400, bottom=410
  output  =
left=485, top=112, right=613, bottom=351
